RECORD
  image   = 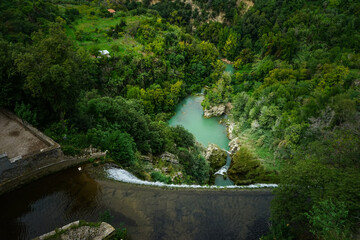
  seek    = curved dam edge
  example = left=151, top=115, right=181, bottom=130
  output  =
left=94, top=176, right=274, bottom=240
left=105, top=167, right=278, bottom=191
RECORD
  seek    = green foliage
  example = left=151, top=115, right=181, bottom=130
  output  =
left=261, top=220, right=293, bottom=240
left=98, top=210, right=113, bottom=223
left=150, top=171, right=172, bottom=184
left=15, top=23, right=87, bottom=119
left=178, top=147, right=210, bottom=184
left=270, top=158, right=360, bottom=239
left=87, top=129, right=136, bottom=166
left=228, top=147, right=276, bottom=185
left=0, top=38, right=23, bottom=108
left=109, top=224, right=129, bottom=240
left=305, top=199, right=351, bottom=240
left=1, top=2, right=359, bottom=238
left=168, top=125, right=195, bottom=149
left=14, top=102, right=37, bottom=126
left=64, top=8, right=80, bottom=22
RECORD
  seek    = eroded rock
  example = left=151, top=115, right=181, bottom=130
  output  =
left=160, top=152, right=179, bottom=164
left=205, top=144, right=227, bottom=171
left=227, top=122, right=235, bottom=140
left=229, top=137, right=241, bottom=155
left=204, top=104, right=226, bottom=118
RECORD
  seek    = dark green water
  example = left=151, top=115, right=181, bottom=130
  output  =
left=0, top=165, right=273, bottom=240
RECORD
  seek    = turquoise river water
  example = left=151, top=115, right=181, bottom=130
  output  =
left=168, top=95, right=229, bottom=150
left=168, top=62, right=235, bottom=186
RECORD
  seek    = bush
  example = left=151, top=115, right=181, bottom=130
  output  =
left=87, top=128, right=136, bottom=166
left=305, top=199, right=351, bottom=240
left=228, top=147, right=276, bottom=185
left=151, top=171, right=171, bottom=183
left=15, top=102, right=37, bottom=126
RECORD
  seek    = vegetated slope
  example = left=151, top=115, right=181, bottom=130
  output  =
left=199, top=0, right=360, bottom=239
left=1, top=0, right=359, bottom=238
left=0, top=0, right=226, bottom=186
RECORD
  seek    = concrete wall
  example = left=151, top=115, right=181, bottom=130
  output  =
left=0, top=109, right=63, bottom=181
left=0, top=109, right=89, bottom=195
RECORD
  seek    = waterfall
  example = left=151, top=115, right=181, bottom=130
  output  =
left=106, top=167, right=278, bottom=189
left=214, top=150, right=232, bottom=176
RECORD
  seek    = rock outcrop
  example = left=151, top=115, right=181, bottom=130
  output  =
left=227, top=122, right=235, bottom=140
left=35, top=221, right=115, bottom=240
left=203, top=104, right=226, bottom=118
left=229, top=137, right=241, bottom=155
left=160, top=152, right=179, bottom=164
left=205, top=144, right=227, bottom=171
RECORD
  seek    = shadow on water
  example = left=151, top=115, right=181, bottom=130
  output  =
left=0, top=167, right=103, bottom=239
left=0, top=165, right=273, bottom=240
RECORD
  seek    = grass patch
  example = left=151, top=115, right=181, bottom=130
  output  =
left=65, top=10, right=150, bottom=55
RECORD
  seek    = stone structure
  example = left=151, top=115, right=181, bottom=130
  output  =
left=0, top=109, right=92, bottom=195
left=0, top=109, right=62, bottom=178
left=33, top=221, right=115, bottom=240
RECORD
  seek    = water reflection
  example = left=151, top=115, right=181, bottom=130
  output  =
left=0, top=166, right=273, bottom=240
left=0, top=167, right=102, bottom=239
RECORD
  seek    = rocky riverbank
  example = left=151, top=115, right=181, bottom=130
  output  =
left=203, top=104, right=226, bottom=118
left=203, top=102, right=233, bottom=118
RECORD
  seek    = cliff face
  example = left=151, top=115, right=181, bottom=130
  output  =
left=203, top=104, right=226, bottom=118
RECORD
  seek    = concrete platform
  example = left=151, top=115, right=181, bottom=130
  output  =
left=0, top=111, right=49, bottom=159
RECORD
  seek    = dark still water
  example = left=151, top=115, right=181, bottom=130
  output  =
left=0, top=165, right=273, bottom=240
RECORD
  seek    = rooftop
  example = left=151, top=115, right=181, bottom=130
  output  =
left=0, top=111, right=49, bottom=159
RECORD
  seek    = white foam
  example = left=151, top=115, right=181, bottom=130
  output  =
left=214, top=166, right=229, bottom=175
left=106, top=167, right=278, bottom=189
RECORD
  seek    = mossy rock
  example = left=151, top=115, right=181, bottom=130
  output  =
left=206, top=144, right=227, bottom=171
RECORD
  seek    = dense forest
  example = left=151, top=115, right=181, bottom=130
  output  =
left=1, top=0, right=359, bottom=239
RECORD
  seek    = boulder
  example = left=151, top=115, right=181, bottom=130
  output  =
left=227, top=122, right=235, bottom=140
left=229, top=137, right=241, bottom=155
left=204, top=104, right=226, bottom=118
left=205, top=144, right=227, bottom=171
left=35, top=221, right=115, bottom=240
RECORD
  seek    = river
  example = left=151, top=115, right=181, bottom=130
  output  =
left=0, top=165, right=273, bottom=240
left=168, top=95, right=229, bottom=150
left=168, top=62, right=235, bottom=186
left=168, top=95, right=234, bottom=186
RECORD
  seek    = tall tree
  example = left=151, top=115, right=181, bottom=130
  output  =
left=15, top=21, right=84, bottom=124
